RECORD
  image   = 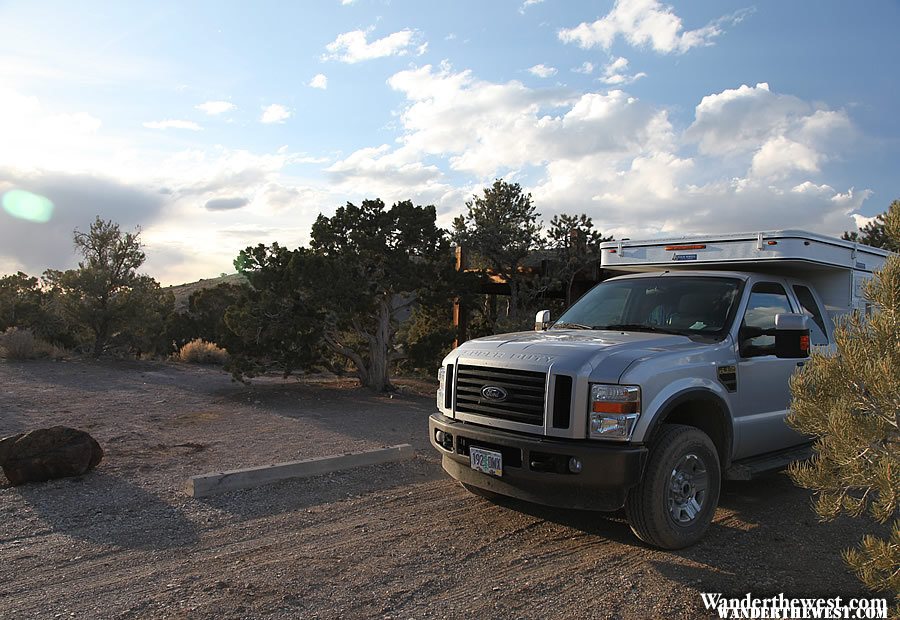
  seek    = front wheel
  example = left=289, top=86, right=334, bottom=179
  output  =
left=625, top=424, right=721, bottom=549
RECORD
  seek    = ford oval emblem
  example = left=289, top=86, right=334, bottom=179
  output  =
left=481, top=385, right=508, bottom=402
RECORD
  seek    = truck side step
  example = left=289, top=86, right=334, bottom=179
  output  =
left=725, top=443, right=814, bottom=481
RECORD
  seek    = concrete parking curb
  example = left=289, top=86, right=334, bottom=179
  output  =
left=186, top=443, right=416, bottom=498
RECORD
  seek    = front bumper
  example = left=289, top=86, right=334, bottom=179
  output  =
left=429, top=413, right=648, bottom=511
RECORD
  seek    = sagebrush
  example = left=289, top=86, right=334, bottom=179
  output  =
left=178, top=339, right=229, bottom=365
left=0, top=327, right=67, bottom=360
left=0, top=327, right=35, bottom=359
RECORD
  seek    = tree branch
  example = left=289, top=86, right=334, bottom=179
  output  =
left=323, top=332, right=367, bottom=378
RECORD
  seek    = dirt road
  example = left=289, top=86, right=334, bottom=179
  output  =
left=0, top=359, right=879, bottom=618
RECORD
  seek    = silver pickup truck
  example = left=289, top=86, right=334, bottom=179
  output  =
left=429, top=231, right=892, bottom=548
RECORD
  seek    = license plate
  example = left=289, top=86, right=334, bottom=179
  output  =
left=470, top=446, right=502, bottom=477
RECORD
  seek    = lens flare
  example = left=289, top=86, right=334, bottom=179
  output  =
left=2, top=189, right=55, bottom=223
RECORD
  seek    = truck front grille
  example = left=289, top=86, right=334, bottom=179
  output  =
left=454, top=364, right=547, bottom=426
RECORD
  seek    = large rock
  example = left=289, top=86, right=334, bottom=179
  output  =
left=0, top=426, right=103, bottom=486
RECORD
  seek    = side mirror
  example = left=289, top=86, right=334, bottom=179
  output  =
left=774, top=313, right=810, bottom=359
left=535, top=310, right=551, bottom=331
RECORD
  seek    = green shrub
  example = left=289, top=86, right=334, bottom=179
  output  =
left=178, top=339, right=229, bottom=365
left=788, top=198, right=900, bottom=602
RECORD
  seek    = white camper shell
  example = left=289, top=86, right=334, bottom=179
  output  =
left=600, top=229, right=891, bottom=318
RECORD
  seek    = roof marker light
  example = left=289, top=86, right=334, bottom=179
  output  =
left=664, top=244, right=706, bottom=251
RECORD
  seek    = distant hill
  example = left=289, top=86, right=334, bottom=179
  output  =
left=166, top=273, right=248, bottom=312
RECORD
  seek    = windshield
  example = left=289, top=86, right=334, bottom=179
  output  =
left=553, top=276, right=743, bottom=341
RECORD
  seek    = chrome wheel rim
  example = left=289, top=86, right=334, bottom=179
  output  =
left=667, top=453, right=708, bottom=525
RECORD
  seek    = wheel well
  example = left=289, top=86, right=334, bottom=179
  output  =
left=657, top=398, right=731, bottom=468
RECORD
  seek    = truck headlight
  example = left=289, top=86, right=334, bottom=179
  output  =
left=589, top=384, right=640, bottom=441
left=436, top=366, right=447, bottom=410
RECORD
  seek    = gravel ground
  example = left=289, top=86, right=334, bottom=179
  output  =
left=0, top=358, right=883, bottom=619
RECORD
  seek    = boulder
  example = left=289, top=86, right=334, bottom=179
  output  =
left=0, top=426, right=103, bottom=486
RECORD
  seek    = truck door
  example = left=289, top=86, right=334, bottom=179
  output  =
left=732, top=281, right=807, bottom=459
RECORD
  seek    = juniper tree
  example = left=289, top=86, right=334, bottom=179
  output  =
left=788, top=200, right=900, bottom=599
left=452, top=180, right=542, bottom=324
left=0, top=272, right=44, bottom=331
left=545, top=213, right=613, bottom=306
left=842, top=201, right=900, bottom=252
left=43, top=217, right=172, bottom=356
left=230, top=199, right=454, bottom=392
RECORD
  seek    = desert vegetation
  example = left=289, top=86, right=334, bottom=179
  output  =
left=1, top=192, right=898, bottom=600
left=789, top=199, right=900, bottom=602
left=177, top=339, right=229, bottom=365
left=1, top=189, right=897, bottom=390
left=0, top=181, right=616, bottom=390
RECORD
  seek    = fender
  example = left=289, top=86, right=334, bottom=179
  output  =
left=642, top=387, right=735, bottom=469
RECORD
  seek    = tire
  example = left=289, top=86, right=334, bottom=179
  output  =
left=625, top=424, right=721, bottom=549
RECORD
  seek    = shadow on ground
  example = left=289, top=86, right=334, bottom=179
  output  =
left=13, top=471, right=200, bottom=550
left=445, top=470, right=886, bottom=600
left=213, top=380, right=437, bottom=452
left=197, top=455, right=444, bottom=520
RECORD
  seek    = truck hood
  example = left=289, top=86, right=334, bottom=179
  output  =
left=453, top=329, right=702, bottom=383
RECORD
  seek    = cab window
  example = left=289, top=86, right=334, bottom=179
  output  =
left=740, top=282, right=793, bottom=357
left=792, top=285, right=829, bottom=345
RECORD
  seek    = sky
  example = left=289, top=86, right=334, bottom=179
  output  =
left=0, top=0, right=897, bottom=285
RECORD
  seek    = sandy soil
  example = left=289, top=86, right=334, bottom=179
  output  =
left=0, top=358, right=883, bottom=619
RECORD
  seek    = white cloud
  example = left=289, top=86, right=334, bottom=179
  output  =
left=852, top=211, right=877, bottom=230
left=0, top=70, right=871, bottom=287
left=327, top=144, right=443, bottom=187
left=309, top=73, right=328, bottom=89
left=332, top=64, right=671, bottom=185
left=559, top=0, right=750, bottom=55
left=143, top=119, right=202, bottom=131
left=324, top=28, right=422, bottom=63
left=0, top=84, right=152, bottom=180
left=572, top=62, right=594, bottom=74
left=295, top=154, right=332, bottom=164
left=260, top=104, right=291, bottom=124
left=0, top=86, right=337, bottom=285
left=687, top=83, right=806, bottom=155
left=195, top=101, right=235, bottom=115
left=599, top=56, right=647, bottom=85
left=528, top=64, right=557, bottom=78
left=139, top=146, right=342, bottom=283
left=520, top=0, right=544, bottom=13
left=750, top=136, right=821, bottom=179
left=155, top=146, right=296, bottom=193
left=328, top=64, right=867, bottom=242
left=685, top=82, right=854, bottom=183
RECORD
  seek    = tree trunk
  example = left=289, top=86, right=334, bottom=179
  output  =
left=324, top=301, right=395, bottom=392
left=323, top=333, right=369, bottom=386
left=365, top=298, right=394, bottom=392
left=567, top=272, right=577, bottom=307
left=92, top=323, right=107, bottom=357
left=507, top=279, right=520, bottom=322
